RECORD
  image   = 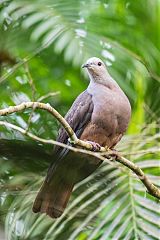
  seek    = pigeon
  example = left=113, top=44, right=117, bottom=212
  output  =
left=33, top=57, right=131, bottom=218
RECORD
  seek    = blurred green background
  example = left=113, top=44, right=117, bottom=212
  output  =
left=0, top=0, right=159, bottom=239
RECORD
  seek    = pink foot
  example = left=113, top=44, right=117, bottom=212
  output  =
left=86, top=141, right=101, bottom=152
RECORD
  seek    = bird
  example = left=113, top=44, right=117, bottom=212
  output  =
left=32, top=57, right=131, bottom=218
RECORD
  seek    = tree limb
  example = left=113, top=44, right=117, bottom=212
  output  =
left=0, top=101, right=160, bottom=199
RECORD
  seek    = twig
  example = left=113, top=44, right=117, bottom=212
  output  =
left=37, top=91, right=60, bottom=102
left=24, top=63, right=37, bottom=101
left=0, top=102, right=102, bottom=151
left=123, top=147, right=160, bottom=156
left=0, top=121, right=115, bottom=166
left=24, top=63, right=37, bottom=133
left=0, top=101, right=160, bottom=199
left=0, top=120, right=152, bottom=181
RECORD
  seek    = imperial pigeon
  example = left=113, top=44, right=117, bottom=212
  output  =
left=33, top=57, right=131, bottom=218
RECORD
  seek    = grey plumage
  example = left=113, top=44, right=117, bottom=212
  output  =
left=33, top=57, right=131, bottom=218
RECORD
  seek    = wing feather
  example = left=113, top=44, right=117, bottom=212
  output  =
left=54, top=90, right=93, bottom=157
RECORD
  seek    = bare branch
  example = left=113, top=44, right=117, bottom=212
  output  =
left=37, top=91, right=60, bottom=102
left=0, top=101, right=160, bottom=199
left=24, top=63, right=37, bottom=101
left=0, top=121, right=116, bottom=167
left=24, top=63, right=37, bottom=133
left=0, top=101, right=105, bottom=151
left=123, top=147, right=160, bottom=156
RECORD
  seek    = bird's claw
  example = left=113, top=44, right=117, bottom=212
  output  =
left=109, top=149, right=119, bottom=160
left=86, top=141, right=101, bottom=152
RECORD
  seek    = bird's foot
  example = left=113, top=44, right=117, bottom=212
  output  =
left=103, top=148, right=119, bottom=160
left=86, top=141, right=101, bottom=152
left=109, top=148, right=119, bottom=160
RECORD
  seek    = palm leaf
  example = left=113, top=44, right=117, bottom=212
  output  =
left=0, top=0, right=159, bottom=116
left=3, top=124, right=160, bottom=240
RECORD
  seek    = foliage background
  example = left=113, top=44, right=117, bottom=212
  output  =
left=0, top=0, right=159, bottom=239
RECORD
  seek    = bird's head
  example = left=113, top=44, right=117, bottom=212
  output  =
left=82, top=57, right=109, bottom=83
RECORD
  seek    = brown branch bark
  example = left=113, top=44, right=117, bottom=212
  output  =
left=0, top=101, right=160, bottom=199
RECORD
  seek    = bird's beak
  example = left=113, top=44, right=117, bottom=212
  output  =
left=82, top=63, right=90, bottom=68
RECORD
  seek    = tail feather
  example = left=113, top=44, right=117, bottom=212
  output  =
left=33, top=180, right=74, bottom=218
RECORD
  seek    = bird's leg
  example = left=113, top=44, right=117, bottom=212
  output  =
left=86, top=141, right=101, bottom=152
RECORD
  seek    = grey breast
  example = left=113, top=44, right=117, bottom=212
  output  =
left=88, top=82, right=131, bottom=140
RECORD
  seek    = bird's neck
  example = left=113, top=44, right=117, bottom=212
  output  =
left=88, top=71, right=119, bottom=90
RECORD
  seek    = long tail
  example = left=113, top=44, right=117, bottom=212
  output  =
left=32, top=179, right=74, bottom=218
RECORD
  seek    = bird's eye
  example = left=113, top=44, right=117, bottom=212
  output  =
left=98, top=62, right=102, bottom=66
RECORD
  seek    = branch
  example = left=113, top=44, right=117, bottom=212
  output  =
left=0, top=101, right=160, bottom=199
left=0, top=102, right=106, bottom=151
left=37, top=91, right=60, bottom=102
left=0, top=121, right=125, bottom=180
left=123, top=147, right=160, bottom=156
left=24, top=63, right=37, bottom=101
left=0, top=121, right=114, bottom=166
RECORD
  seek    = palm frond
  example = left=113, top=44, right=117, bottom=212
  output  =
left=3, top=124, right=160, bottom=240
